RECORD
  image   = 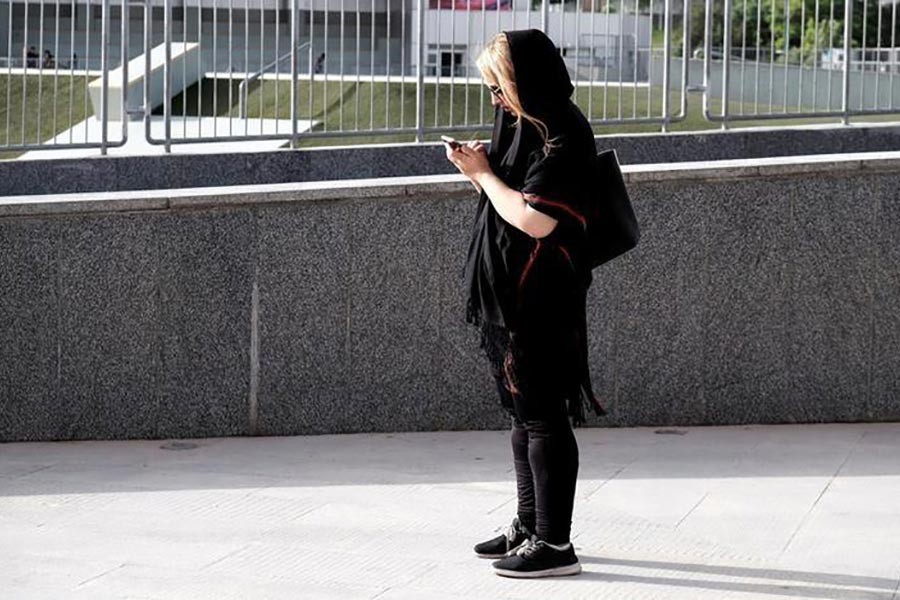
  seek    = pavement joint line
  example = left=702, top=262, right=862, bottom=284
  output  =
left=286, top=502, right=329, bottom=523
left=578, top=480, right=605, bottom=499
left=673, top=429, right=766, bottom=531
left=197, top=543, right=254, bottom=572
left=673, top=491, right=710, bottom=531
left=369, top=586, right=393, bottom=599
left=583, top=460, right=636, bottom=501
left=484, top=494, right=515, bottom=515
left=779, top=428, right=868, bottom=556
left=75, top=562, right=127, bottom=588
left=12, top=464, right=57, bottom=479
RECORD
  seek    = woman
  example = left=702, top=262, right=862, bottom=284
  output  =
left=444, top=29, right=607, bottom=579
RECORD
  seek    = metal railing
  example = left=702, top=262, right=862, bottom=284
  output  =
left=238, top=40, right=311, bottom=119
left=2, top=0, right=900, bottom=155
left=701, top=0, right=900, bottom=126
left=2, top=0, right=128, bottom=153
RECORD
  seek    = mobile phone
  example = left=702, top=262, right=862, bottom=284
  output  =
left=440, top=135, right=462, bottom=150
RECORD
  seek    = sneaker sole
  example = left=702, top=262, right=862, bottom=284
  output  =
left=493, top=562, right=582, bottom=578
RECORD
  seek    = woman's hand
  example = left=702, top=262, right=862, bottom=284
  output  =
left=462, top=140, right=486, bottom=193
left=446, top=140, right=491, bottom=191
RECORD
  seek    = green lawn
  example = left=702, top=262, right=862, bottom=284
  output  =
left=2, top=73, right=899, bottom=159
left=223, top=77, right=900, bottom=146
left=0, top=74, right=94, bottom=160
left=235, top=79, right=724, bottom=146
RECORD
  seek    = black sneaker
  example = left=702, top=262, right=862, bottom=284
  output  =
left=491, top=535, right=582, bottom=578
left=473, top=516, right=533, bottom=559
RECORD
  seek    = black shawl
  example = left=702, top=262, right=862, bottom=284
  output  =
left=462, top=28, right=607, bottom=425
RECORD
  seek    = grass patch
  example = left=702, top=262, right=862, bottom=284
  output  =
left=237, top=78, right=885, bottom=146
left=0, top=74, right=94, bottom=160
left=3, top=74, right=899, bottom=159
left=239, top=79, right=712, bottom=147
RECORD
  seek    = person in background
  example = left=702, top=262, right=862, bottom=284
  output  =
left=24, top=45, right=38, bottom=68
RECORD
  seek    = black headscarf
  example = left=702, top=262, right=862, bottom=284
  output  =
left=463, top=28, right=594, bottom=332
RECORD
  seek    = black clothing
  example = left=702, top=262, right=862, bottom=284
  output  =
left=464, top=29, right=604, bottom=547
left=463, top=28, right=607, bottom=426
left=497, top=376, right=579, bottom=545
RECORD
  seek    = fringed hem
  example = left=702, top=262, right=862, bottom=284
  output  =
left=464, top=295, right=481, bottom=328
left=567, top=379, right=608, bottom=429
left=467, top=302, right=608, bottom=428
left=467, top=302, right=520, bottom=396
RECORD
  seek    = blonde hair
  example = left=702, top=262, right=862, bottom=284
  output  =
left=475, top=32, right=561, bottom=157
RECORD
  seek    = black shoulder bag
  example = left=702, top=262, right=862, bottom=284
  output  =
left=585, top=148, right=640, bottom=268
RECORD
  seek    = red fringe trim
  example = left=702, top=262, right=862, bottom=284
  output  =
left=517, top=239, right=542, bottom=291
left=523, top=193, right=587, bottom=228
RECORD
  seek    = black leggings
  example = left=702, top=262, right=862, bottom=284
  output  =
left=495, top=376, right=579, bottom=545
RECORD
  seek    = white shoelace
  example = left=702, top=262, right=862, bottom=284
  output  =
left=505, top=522, right=518, bottom=544
left=516, top=537, right=541, bottom=558
left=516, top=537, right=572, bottom=558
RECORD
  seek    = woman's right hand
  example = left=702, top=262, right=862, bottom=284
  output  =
left=465, top=139, right=485, bottom=153
left=450, top=139, right=486, bottom=193
left=465, top=140, right=484, bottom=194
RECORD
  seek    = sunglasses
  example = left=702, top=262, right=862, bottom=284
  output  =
left=487, top=84, right=503, bottom=97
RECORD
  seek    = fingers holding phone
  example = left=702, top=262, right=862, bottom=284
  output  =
left=442, top=135, right=486, bottom=160
left=442, top=135, right=491, bottom=194
left=441, top=135, right=462, bottom=151
left=442, top=135, right=468, bottom=169
left=441, top=135, right=460, bottom=164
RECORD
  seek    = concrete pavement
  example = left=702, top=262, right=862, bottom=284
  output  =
left=2, top=421, right=900, bottom=599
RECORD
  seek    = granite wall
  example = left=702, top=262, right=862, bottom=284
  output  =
left=2, top=158, right=899, bottom=441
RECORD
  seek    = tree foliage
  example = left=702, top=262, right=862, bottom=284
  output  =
left=688, top=0, right=900, bottom=62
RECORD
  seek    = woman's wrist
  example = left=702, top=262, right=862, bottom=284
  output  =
left=475, top=171, right=500, bottom=189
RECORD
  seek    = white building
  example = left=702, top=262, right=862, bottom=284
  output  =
left=1, top=0, right=651, bottom=81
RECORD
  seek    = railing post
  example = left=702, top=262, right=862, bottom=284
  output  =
left=120, top=0, right=129, bottom=144
left=841, top=0, right=853, bottom=125
left=144, top=0, right=152, bottom=146
left=541, top=0, right=549, bottom=33
left=679, top=0, right=691, bottom=120
left=100, top=0, right=109, bottom=154
left=163, top=0, right=171, bottom=153
left=415, top=0, right=425, bottom=143
left=290, top=0, right=298, bottom=149
left=701, top=0, right=713, bottom=120
left=661, top=0, right=671, bottom=132
left=240, top=80, right=247, bottom=120
left=721, top=0, right=732, bottom=129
